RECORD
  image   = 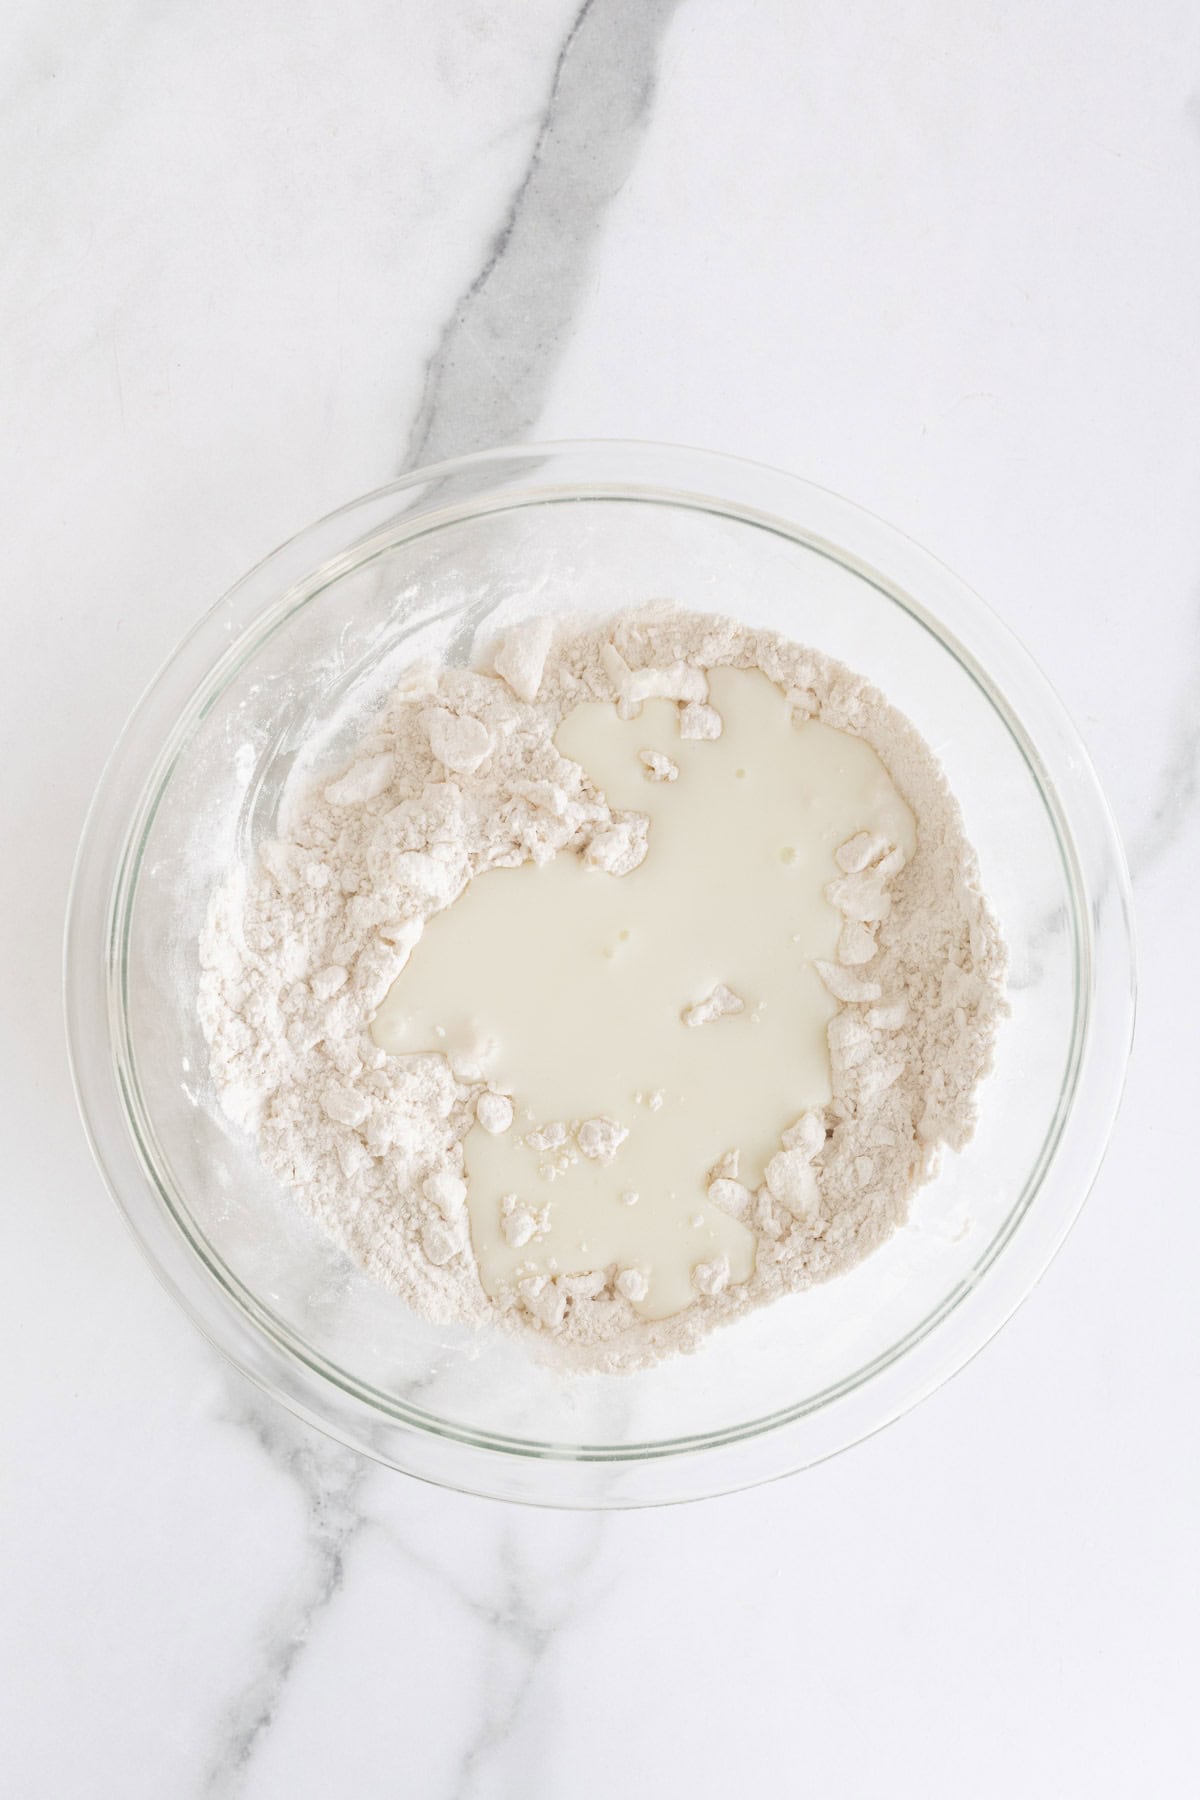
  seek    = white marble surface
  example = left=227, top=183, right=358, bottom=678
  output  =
left=3, top=1, right=1198, bottom=1792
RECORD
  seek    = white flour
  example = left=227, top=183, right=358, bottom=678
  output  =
left=198, top=608, right=1006, bottom=1372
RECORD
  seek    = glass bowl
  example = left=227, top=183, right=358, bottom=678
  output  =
left=65, top=442, right=1135, bottom=1506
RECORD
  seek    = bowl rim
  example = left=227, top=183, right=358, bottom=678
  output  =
left=64, top=439, right=1136, bottom=1506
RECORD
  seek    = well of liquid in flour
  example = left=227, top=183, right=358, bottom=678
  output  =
left=372, top=668, right=915, bottom=1321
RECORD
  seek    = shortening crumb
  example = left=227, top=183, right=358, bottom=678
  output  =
left=681, top=984, right=744, bottom=1028
left=475, top=1090, right=514, bottom=1135
left=198, top=606, right=1007, bottom=1374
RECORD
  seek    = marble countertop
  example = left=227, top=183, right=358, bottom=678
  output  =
left=4, top=2, right=1198, bottom=1793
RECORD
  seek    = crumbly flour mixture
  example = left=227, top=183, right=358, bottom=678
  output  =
left=199, top=608, right=1006, bottom=1372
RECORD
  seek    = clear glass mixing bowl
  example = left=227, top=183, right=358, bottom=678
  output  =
left=65, top=442, right=1135, bottom=1505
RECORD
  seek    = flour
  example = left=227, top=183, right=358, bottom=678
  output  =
left=198, top=607, right=1006, bottom=1372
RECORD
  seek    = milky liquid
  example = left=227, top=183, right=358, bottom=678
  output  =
left=372, top=668, right=915, bottom=1320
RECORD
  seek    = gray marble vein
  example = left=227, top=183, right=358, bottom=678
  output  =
left=1127, top=593, right=1200, bottom=880
left=401, top=0, right=684, bottom=472
left=445, top=1519, right=610, bottom=1800
left=201, top=1389, right=369, bottom=1798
